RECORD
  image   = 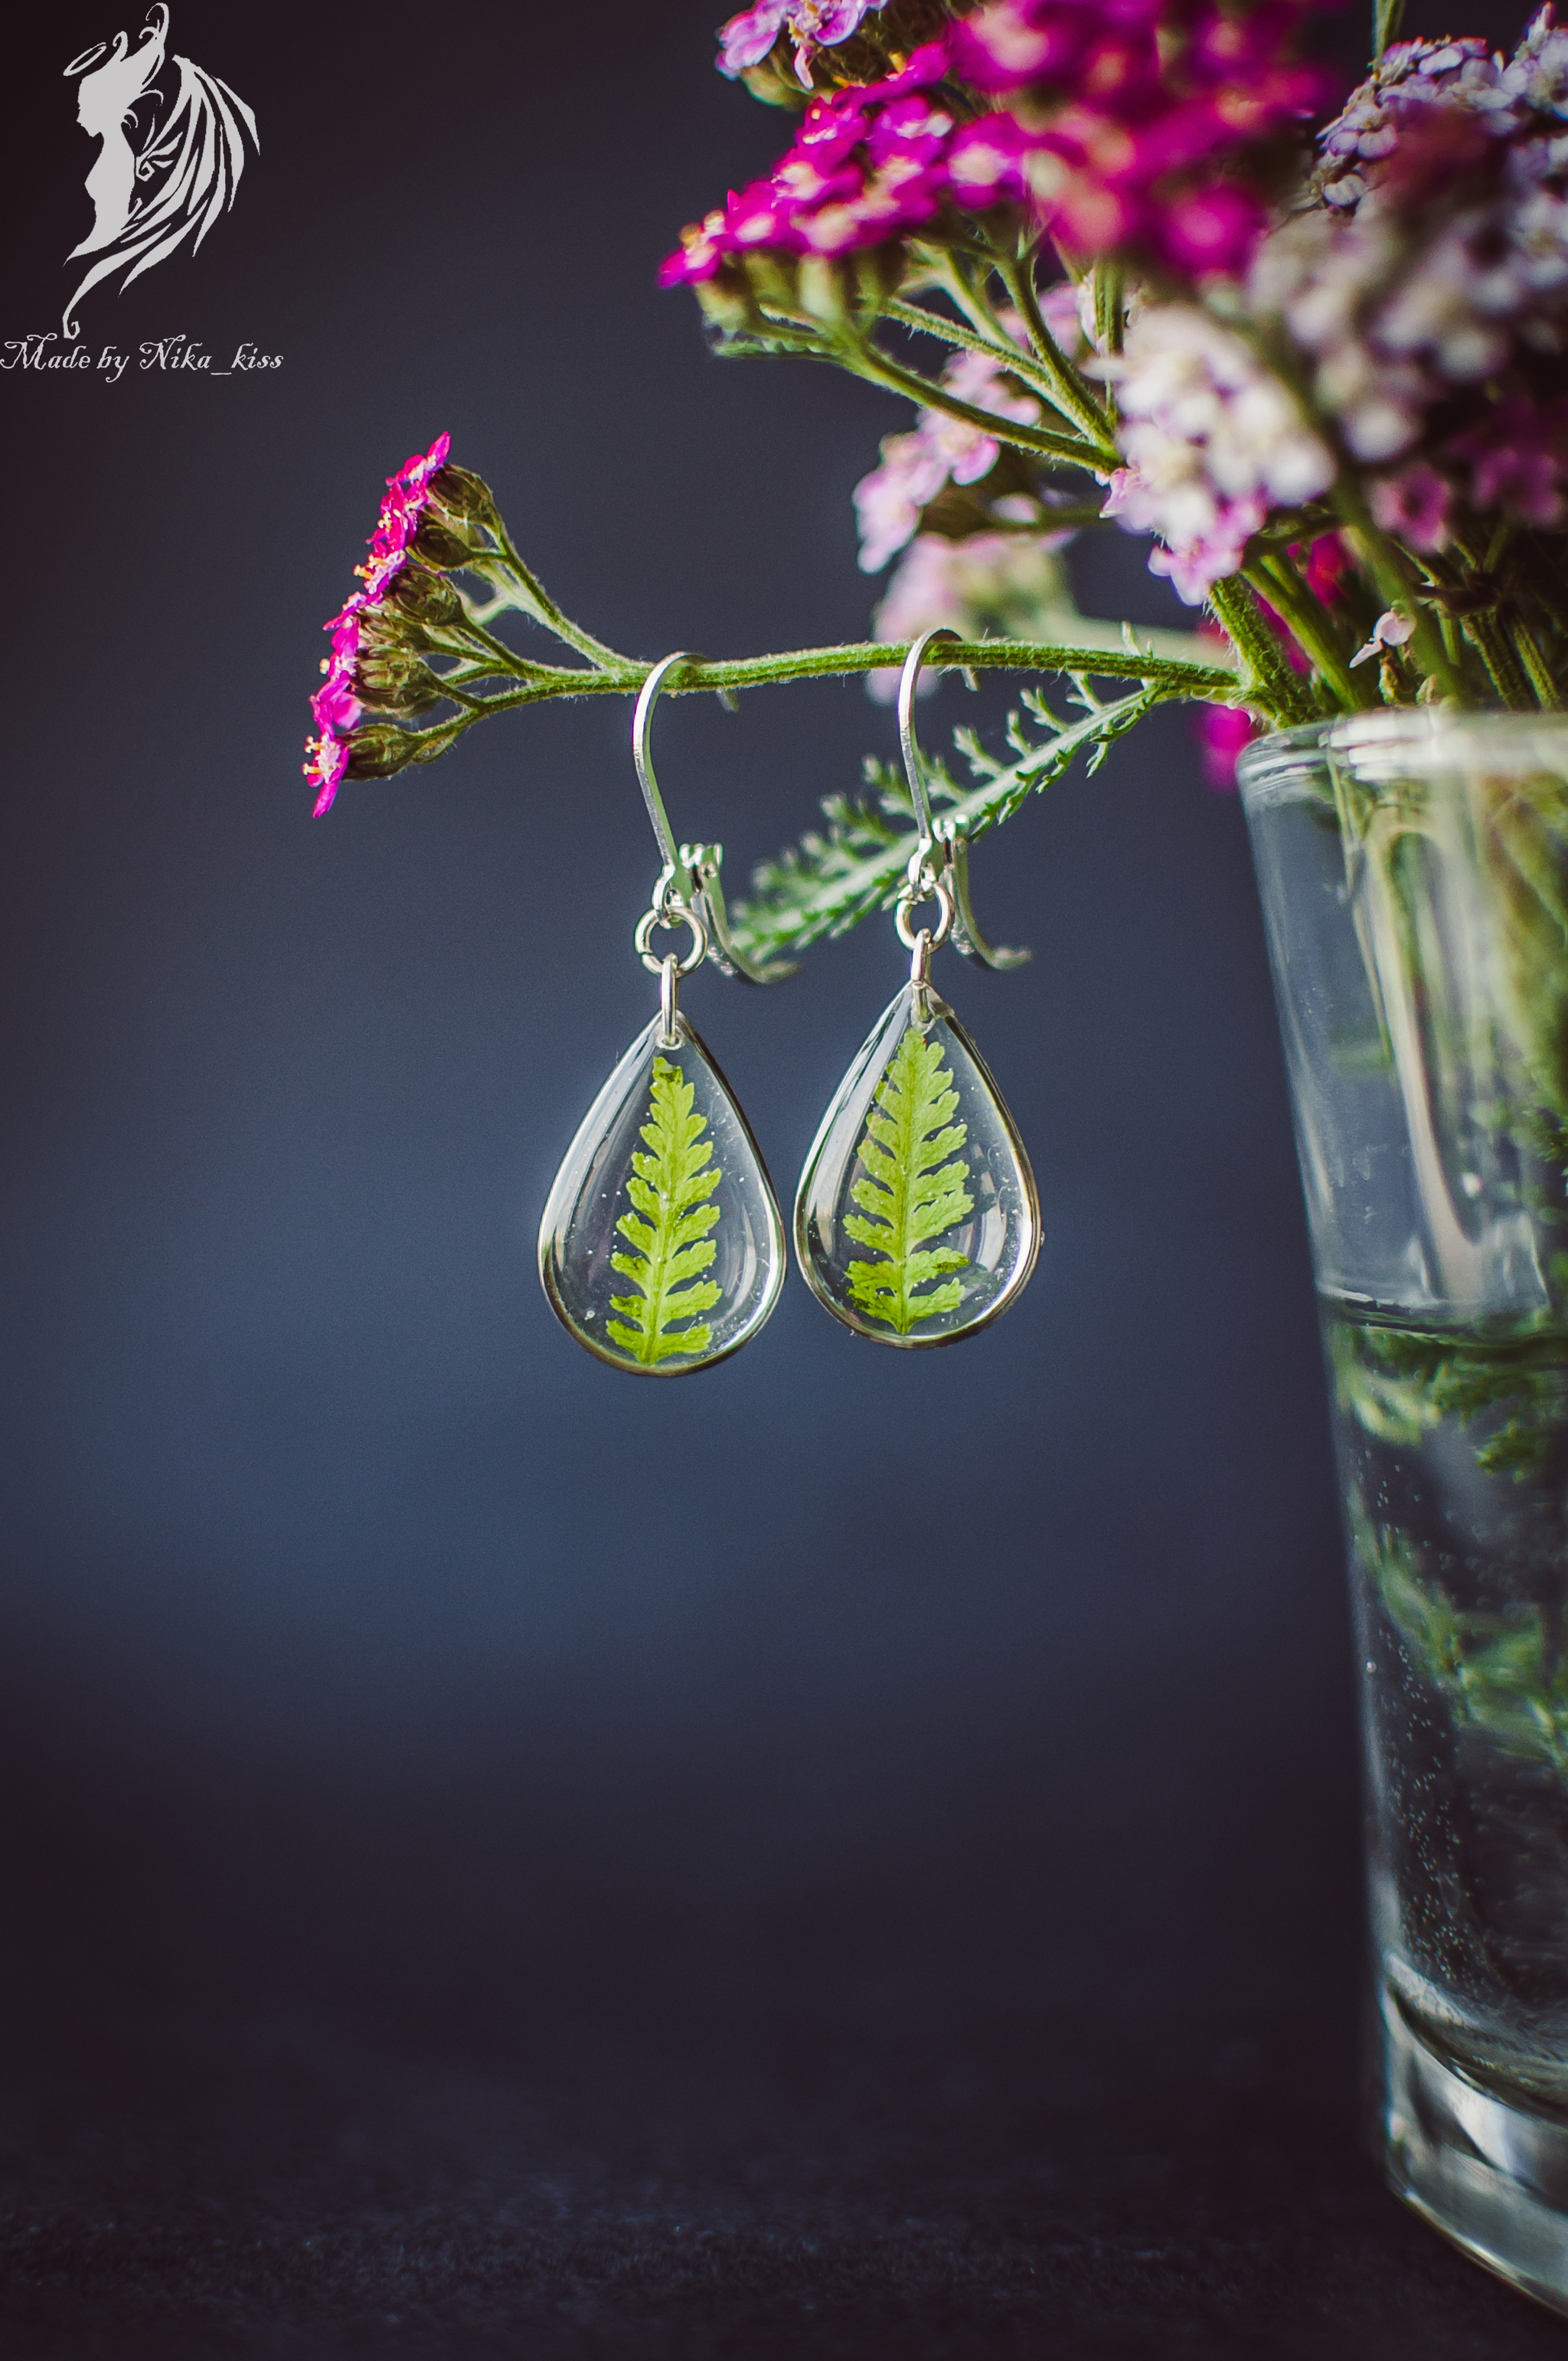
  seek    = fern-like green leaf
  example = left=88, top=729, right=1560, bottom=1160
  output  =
left=1352, top=1498, right=1568, bottom=1777
left=730, top=679, right=1172, bottom=965
left=844, top=1026, right=974, bottom=1335
left=606, top=1057, right=723, bottom=1365
left=1329, top=1314, right=1568, bottom=1477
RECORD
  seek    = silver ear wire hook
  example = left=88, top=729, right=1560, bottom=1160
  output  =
left=936, top=818, right=1031, bottom=972
left=632, top=652, right=702, bottom=923
left=897, top=626, right=1031, bottom=973
left=632, top=652, right=797, bottom=986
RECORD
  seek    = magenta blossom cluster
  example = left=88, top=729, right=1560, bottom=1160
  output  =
left=950, top=0, right=1332, bottom=278
left=717, top=0, right=886, bottom=88
left=303, top=433, right=450, bottom=817
left=667, top=1, right=1331, bottom=302
left=1450, top=397, right=1568, bottom=529
left=663, top=40, right=981, bottom=284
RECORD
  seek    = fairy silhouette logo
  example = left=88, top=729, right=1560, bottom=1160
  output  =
left=63, top=4, right=258, bottom=339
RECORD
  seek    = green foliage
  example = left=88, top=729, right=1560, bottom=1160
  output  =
left=607, top=1058, right=722, bottom=1365
left=1477, top=767, right=1568, bottom=1130
left=1373, top=0, right=1406, bottom=57
left=731, top=678, right=1171, bottom=964
left=1329, top=1315, right=1568, bottom=1478
left=1352, top=1503, right=1568, bottom=1776
left=844, top=1025, right=974, bottom=1334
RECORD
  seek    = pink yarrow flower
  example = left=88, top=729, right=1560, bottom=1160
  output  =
left=662, top=41, right=959, bottom=285
left=673, top=3, right=1332, bottom=298
left=303, top=433, right=451, bottom=816
left=717, top=0, right=887, bottom=88
left=949, top=0, right=1332, bottom=280
left=1369, top=462, right=1453, bottom=550
left=853, top=319, right=1044, bottom=569
left=1197, top=699, right=1256, bottom=789
left=303, top=724, right=351, bottom=816
left=360, top=431, right=453, bottom=598
left=1450, top=396, right=1568, bottom=526
left=1298, top=530, right=1350, bottom=608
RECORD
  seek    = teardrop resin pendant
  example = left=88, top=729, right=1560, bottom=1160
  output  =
left=540, top=1012, right=786, bottom=1375
left=795, top=983, right=1040, bottom=1348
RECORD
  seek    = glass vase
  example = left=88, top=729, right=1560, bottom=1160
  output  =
left=1238, top=710, right=1568, bottom=2309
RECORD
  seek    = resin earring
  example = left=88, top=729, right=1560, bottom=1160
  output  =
left=538, top=654, right=788, bottom=1375
left=794, top=627, right=1041, bottom=1348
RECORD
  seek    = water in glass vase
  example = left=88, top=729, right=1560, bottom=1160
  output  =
left=1240, top=712, right=1568, bottom=2307
left=1327, top=1297, right=1568, bottom=2111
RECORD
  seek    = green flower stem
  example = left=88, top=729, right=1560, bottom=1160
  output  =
left=956, top=503, right=1109, bottom=535
left=371, top=635, right=1232, bottom=812
left=1094, top=261, right=1126, bottom=363
left=1250, top=554, right=1368, bottom=715
left=881, top=296, right=1084, bottom=423
left=996, top=253, right=1114, bottom=452
left=1334, top=486, right=1462, bottom=699
left=841, top=343, right=1113, bottom=470
left=938, top=252, right=1024, bottom=352
left=423, top=631, right=1235, bottom=724
left=1516, top=616, right=1560, bottom=711
left=433, top=656, right=553, bottom=694
left=1521, top=534, right=1568, bottom=643
left=883, top=296, right=1028, bottom=368
left=485, top=526, right=626, bottom=672
left=1462, top=608, right=1538, bottom=712
left=1210, top=576, right=1318, bottom=726
left=447, top=615, right=566, bottom=679
left=1374, top=0, right=1407, bottom=57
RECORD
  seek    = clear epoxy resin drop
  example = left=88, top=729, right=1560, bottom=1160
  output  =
left=539, top=1012, right=786, bottom=1375
left=795, top=984, right=1040, bottom=1347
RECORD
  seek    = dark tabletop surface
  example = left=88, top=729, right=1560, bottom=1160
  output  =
left=3, top=1702, right=1566, bottom=2361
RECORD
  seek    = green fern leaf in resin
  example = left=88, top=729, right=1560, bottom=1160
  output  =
left=844, top=1025, right=973, bottom=1335
left=607, top=1057, right=723, bottom=1365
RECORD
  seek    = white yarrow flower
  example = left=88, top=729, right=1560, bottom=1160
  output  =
left=1103, top=306, right=1334, bottom=603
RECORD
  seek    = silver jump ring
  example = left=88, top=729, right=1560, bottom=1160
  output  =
left=635, top=902, right=708, bottom=975
left=895, top=875, right=956, bottom=953
left=658, top=952, right=681, bottom=1048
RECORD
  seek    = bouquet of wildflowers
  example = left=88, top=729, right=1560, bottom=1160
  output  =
left=305, top=0, right=1568, bottom=963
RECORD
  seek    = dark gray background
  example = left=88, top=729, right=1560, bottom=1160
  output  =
left=0, top=2, right=1553, bottom=2353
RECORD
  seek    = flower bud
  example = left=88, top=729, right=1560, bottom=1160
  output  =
left=410, top=515, right=482, bottom=569
left=797, top=255, right=850, bottom=328
left=737, top=55, right=809, bottom=110
left=355, top=603, right=440, bottom=656
left=852, top=245, right=903, bottom=321
left=354, top=646, right=446, bottom=717
left=384, top=561, right=464, bottom=626
left=344, top=722, right=423, bottom=780
left=694, top=263, right=763, bottom=335
left=428, top=463, right=496, bottom=524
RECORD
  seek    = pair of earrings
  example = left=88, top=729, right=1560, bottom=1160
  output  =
left=537, top=632, right=1040, bottom=1375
